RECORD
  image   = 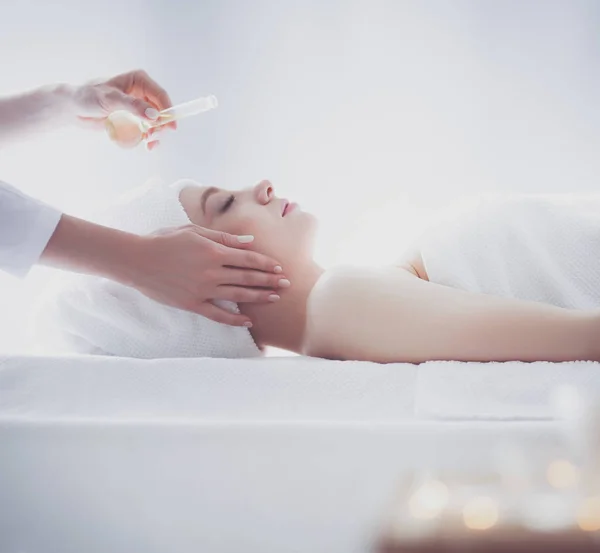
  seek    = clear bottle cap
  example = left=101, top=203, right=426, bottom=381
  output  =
left=105, top=94, right=218, bottom=148
left=153, top=95, right=218, bottom=127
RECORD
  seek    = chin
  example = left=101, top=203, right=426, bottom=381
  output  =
left=297, top=212, right=319, bottom=255
left=298, top=209, right=318, bottom=231
left=295, top=210, right=318, bottom=236
left=273, top=212, right=318, bottom=259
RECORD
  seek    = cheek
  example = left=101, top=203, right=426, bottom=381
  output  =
left=213, top=211, right=266, bottom=237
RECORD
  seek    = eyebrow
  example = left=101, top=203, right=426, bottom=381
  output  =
left=200, top=187, right=219, bottom=215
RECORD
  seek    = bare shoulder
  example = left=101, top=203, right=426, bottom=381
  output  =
left=302, top=265, right=420, bottom=360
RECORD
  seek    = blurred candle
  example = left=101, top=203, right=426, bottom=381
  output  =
left=462, top=496, right=499, bottom=530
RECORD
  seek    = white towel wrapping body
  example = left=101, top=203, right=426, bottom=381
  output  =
left=419, top=193, right=600, bottom=309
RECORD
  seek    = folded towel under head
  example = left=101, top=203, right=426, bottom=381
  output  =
left=33, top=178, right=262, bottom=359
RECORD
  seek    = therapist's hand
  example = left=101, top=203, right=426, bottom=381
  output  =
left=72, top=69, right=176, bottom=150
left=42, top=215, right=287, bottom=327
left=127, top=225, right=287, bottom=326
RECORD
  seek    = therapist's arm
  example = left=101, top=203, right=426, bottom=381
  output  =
left=0, top=70, right=175, bottom=148
left=0, top=84, right=74, bottom=146
left=0, top=181, right=286, bottom=326
left=39, top=214, right=286, bottom=326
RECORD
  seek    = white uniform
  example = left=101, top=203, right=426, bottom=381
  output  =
left=0, top=180, right=62, bottom=278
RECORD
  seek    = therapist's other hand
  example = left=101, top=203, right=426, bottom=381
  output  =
left=73, top=69, right=176, bottom=149
left=128, top=225, right=286, bottom=326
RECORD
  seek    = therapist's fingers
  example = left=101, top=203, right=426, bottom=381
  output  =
left=74, top=70, right=176, bottom=133
left=215, top=286, right=280, bottom=304
left=146, top=125, right=174, bottom=139
left=75, top=115, right=107, bottom=129
left=217, top=267, right=290, bottom=290
left=222, top=247, right=284, bottom=274
left=190, top=226, right=255, bottom=248
left=194, top=302, right=252, bottom=327
left=144, top=126, right=176, bottom=150
left=74, top=82, right=156, bottom=125
left=102, top=89, right=158, bottom=122
left=145, top=139, right=160, bottom=151
left=108, top=70, right=178, bottom=130
left=187, top=227, right=283, bottom=274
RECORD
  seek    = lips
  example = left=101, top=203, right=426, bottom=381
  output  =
left=282, top=200, right=290, bottom=217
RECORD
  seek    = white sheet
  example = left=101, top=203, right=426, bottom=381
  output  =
left=0, top=354, right=417, bottom=422
left=416, top=359, right=600, bottom=420
left=2, top=355, right=599, bottom=422
left=1, top=354, right=598, bottom=553
left=0, top=418, right=565, bottom=553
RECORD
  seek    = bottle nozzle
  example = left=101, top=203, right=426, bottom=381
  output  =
left=105, top=94, right=218, bottom=148
left=152, top=95, right=218, bottom=128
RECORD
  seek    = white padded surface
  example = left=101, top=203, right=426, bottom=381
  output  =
left=0, top=420, right=567, bottom=553
left=0, top=354, right=417, bottom=422
left=1, top=355, right=598, bottom=553
left=2, top=355, right=599, bottom=422
left=415, top=360, right=600, bottom=420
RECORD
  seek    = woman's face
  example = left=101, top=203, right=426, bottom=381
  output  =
left=179, top=180, right=318, bottom=262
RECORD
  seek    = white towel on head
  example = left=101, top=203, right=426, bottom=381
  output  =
left=32, top=178, right=262, bottom=359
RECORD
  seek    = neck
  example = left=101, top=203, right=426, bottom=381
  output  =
left=241, top=261, right=324, bottom=354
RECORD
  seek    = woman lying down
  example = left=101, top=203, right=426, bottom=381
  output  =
left=35, top=178, right=600, bottom=363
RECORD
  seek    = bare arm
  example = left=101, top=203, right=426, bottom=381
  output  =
left=306, top=266, right=597, bottom=363
left=40, top=213, right=148, bottom=283
left=40, top=214, right=287, bottom=326
left=0, top=71, right=288, bottom=326
left=0, top=84, right=76, bottom=146
left=0, top=69, right=174, bottom=148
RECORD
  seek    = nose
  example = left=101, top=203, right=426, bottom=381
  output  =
left=254, top=179, right=274, bottom=205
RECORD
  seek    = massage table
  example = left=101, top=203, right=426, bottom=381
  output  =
left=0, top=354, right=598, bottom=553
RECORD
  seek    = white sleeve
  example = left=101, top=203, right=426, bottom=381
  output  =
left=0, top=180, right=62, bottom=278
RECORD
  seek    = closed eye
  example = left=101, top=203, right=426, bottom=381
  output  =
left=219, top=194, right=235, bottom=214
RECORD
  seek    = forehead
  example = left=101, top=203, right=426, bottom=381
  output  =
left=178, top=185, right=208, bottom=223
left=179, top=185, right=207, bottom=202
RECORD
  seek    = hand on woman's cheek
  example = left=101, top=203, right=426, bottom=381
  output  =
left=217, top=214, right=260, bottom=243
left=229, top=220, right=283, bottom=262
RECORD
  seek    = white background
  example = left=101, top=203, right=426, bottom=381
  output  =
left=2, top=0, right=600, bottom=352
